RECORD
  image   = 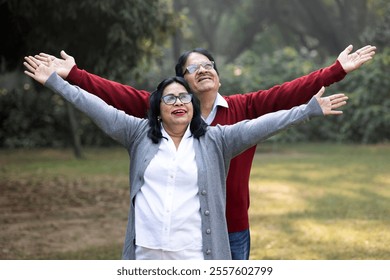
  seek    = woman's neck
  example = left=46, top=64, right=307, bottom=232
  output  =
left=162, top=123, right=187, bottom=150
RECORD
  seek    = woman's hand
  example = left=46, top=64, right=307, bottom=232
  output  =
left=27, top=50, right=76, bottom=79
left=315, top=87, right=348, bottom=115
left=24, top=56, right=56, bottom=84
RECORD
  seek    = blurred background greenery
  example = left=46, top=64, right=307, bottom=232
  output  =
left=1, top=0, right=390, bottom=261
left=0, top=0, right=389, bottom=154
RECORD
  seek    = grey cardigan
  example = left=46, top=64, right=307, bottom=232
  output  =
left=45, top=73, right=323, bottom=260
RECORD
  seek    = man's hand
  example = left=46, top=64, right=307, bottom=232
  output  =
left=315, top=87, right=348, bottom=115
left=337, top=44, right=376, bottom=73
left=24, top=50, right=75, bottom=79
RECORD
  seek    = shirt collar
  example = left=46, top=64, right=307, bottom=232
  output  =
left=161, top=123, right=192, bottom=140
left=216, top=93, right=228, bottom=107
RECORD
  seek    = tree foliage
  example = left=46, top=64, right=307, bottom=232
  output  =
left=0, top=0, right=177, bottom=149
left=337, top=47, right=390, bottom=143
left=0, top=0, right=388, bottom=148
left=174, top=0, right=386, bottom=62
left=173, top=0, right=389, bottom=144
left=1, top=0, right=175, bottom=81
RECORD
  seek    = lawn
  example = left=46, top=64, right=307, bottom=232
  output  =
left=249, top=143, right=390, bottom=259
left=1, top=143, right=389, bottom=259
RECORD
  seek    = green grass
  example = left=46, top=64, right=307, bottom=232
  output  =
left=0, top=148, right=130, bottom=180
left=1, top=143, right=389, bottom=259
left=249, top=143, right=390, bottom=259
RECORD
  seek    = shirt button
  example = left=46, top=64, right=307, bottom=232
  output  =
left=204, top=210, right=210, bottom=216
left=206, top=229, right=211, bottom=234
left=206, top=249, right=211, bottom=255
left=201, top=190, right=207, bottom=195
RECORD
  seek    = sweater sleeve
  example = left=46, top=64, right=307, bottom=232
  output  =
left=227, top=60, right=346, bottom=119
left=46, top=72, right=144, bottom=148
left=66, top=65, right=150, bottom=118
left=220, top=96, right=324, bottom=158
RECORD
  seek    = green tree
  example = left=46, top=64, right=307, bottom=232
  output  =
left=173, top=0, right=385, bottom=62
left=1, top=0, right=175, bottom=81
left=0, top=0, right=176, bottom=152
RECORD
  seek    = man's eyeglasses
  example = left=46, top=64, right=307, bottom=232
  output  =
left=184, top=61, right=215, bottom=75
left=161, top=93, right=193, bottom=105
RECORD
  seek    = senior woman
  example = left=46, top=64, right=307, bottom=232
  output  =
left=24, top=60, right=347, bottom=260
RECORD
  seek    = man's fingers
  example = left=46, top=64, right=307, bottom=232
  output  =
left=359, top=56, right=374, bottom=64
left=37, top=53, right=57, bottom=62
left=60, top=50, right=69, bottom=59
left=359, top=52, right=376, bottom=62
left=355, top=45, right=376, bottom=55
left=343, top=44, right=353, bottom=55
left=354, top=45, right=370, bottom=54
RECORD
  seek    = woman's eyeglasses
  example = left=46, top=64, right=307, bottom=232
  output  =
left=161, top=93, right=193, bottom=105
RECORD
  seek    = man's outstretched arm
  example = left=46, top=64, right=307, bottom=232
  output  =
left=24, top=51, right=150, bottom=118
left=237, top=44, right=376, bottom=118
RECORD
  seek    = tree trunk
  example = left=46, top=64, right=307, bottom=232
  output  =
left=172, top=0, right=183, bottom=61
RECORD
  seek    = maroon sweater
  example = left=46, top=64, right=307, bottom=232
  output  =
left=67, top=61, right=346, bottom=232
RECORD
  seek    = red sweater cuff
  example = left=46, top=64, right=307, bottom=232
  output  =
left=66, top=65, right=82, bottom=85
left=329, top=60, right=347, bottom=84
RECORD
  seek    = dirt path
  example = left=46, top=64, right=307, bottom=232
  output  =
left=0, top=177, right=129, bottom=259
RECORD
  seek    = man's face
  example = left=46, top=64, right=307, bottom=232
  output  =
left=183, top=52, right=220, bottom=97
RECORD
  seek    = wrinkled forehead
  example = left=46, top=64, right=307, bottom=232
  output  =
left=185, top=52, right=211, bottom=67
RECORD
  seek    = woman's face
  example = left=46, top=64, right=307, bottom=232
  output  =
left=160, top=82, right=194, bottom=132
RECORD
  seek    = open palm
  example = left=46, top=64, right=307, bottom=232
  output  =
left=337, top=45, right=376, bottom=73
left=315, top=87, right=348, bottom=115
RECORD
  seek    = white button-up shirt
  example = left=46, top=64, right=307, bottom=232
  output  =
left=135, top=125, right=202, bottom=253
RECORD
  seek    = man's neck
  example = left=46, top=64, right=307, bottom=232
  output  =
left=197, top=91, right=217, bottom=120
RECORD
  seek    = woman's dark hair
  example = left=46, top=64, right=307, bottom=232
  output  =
left=147, top=76, right=208, bottom=144
left=175, top=48, right=219, bottom=77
